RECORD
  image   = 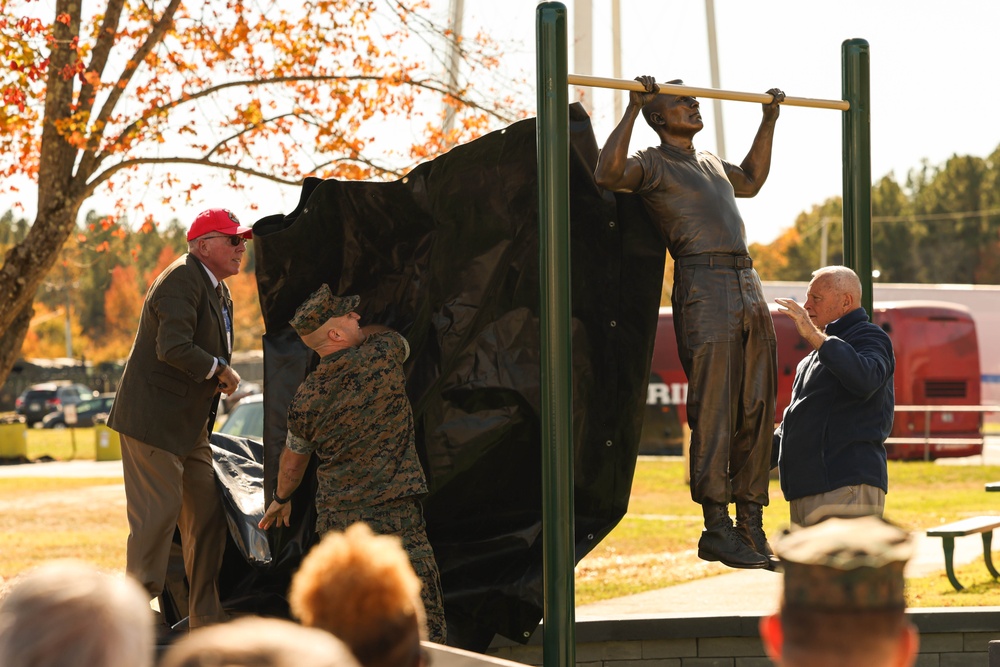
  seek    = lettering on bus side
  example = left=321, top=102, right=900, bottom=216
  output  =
left=647, top=382, right=688, bottom=406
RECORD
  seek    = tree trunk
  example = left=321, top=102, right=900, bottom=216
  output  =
left=0, top=205, right=79, bottom=319
left=0, top=301, right=34, bottom=397
left=0, top=203, right=81, bottom=385
left=0, top=0, right=85, bottom=389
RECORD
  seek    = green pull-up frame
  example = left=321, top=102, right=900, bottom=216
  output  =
left=535, top=4, right=871, bottom=667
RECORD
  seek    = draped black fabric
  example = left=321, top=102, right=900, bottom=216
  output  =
left=250, top=103, right=665, bottom=644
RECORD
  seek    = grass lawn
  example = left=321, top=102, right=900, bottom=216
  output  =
left=577, top=458, right=1000, bottom=606
left=6, top=430, right=1000, bottom=608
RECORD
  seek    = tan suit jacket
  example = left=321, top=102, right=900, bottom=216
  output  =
left=109, top=254, right=233, bottom=456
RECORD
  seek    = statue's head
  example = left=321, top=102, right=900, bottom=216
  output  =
left=641, top=79, right=703, bottom=137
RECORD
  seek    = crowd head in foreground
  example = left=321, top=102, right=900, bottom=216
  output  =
left=289, top=521, right=429, bottom=667
left=160, top=616, right=362, bottom=667
left=0, top=559, right=154, bottom=667
left=761, top=513, right=919, bottom=667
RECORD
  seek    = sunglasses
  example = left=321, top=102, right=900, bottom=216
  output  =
left=202, top=234, right=247, bottom=247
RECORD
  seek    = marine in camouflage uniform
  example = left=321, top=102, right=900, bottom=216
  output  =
left=258, top=284, right=446, bottom=643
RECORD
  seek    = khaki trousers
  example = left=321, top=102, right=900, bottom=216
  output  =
left=121, top=432, right=228, bottom=628
left=789, top=484, right=886, bottom=527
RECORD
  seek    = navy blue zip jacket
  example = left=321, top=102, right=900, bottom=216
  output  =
left=773, top=307, right=894, bottom=501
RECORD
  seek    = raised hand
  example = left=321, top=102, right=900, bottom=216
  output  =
left=763, top=87, right=785, bottom=121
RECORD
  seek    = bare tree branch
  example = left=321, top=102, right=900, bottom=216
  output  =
left=204, top=112, right=298, bottom=158
left=76, top=0, right=126, bottom=123
left=77, top=0, right=183, bottom=181
left=97, top=73, right=518, bottom=163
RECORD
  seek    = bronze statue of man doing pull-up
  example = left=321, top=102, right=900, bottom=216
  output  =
left=595, top=76, right=785, bottom=570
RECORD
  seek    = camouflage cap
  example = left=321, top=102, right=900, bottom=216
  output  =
left=289, top=284, right=360, bottom=336
left=774, top=515, right=913, bottom=611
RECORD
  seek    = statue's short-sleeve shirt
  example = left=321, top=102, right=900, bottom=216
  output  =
left=634, top=144, right=750, bottom=258
left=285, top=331, right=427, bottom=514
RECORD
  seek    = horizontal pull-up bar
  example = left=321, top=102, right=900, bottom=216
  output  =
left=567, top=73, right=850, bottom=111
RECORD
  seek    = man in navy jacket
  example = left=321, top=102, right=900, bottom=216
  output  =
left=773, top=266, right=894, bottom=526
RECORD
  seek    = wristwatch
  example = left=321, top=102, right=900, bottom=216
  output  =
left=272, top=490, right=291, bottom=505
left=214, top=357, right=228, bottom=377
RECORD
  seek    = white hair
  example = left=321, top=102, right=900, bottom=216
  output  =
left=0, top=560, right=154, bottom=667
left=811, top=265, right=862, bottom=301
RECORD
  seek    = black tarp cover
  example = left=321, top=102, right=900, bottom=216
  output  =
left=250, top=103, right=666, bottom=643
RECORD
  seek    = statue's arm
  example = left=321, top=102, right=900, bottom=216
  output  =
left=594, top=76, right=659, bottom=193
left=594, top=106, right=644, bottom=192
left=727, top=87, right=784, bottom=197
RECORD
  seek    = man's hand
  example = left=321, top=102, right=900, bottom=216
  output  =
left=775, top=297, right=826, bottom=350
left=762, top=87, right=785, bottom=122
left=258, top=499, right=292, bottom=530
left=218, top=365, right=241, bottom=395
left=631, top=75, right=660, bottom=107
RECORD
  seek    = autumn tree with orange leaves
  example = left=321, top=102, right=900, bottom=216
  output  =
left=0, top=0, right=527, bottom=386
left=102, top=263, right=143, bottom=360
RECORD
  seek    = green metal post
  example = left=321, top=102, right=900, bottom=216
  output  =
left=841, top=38, right=873, bottom=316
left=535, top=4, right=576, bottom=667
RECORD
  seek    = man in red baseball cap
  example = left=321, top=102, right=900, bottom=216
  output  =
left=109, top=208, right=252, bottom=633
left=186, top=208, right=254, bottom=242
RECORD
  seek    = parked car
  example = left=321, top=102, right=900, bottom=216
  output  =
left=15, top=382, right=98, bottom=427
left=41, top=392, right=116, bottom=429
left=217, top=393, right=263, bottom=440
left=221, top=380, right=261, bottom=413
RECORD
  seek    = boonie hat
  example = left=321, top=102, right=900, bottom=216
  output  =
left=773, top=514, right=913, bottom=611
left=187, top=208, right=253, bottom=241
left=290, top=284, right=360, bottom=336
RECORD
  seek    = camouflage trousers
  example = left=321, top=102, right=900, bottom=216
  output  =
left=317, top=497, right=447, bottom=644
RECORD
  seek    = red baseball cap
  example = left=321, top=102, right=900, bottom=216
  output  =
left=187, top=208, right=253, bottom=241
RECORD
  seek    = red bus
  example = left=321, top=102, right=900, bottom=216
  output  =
left=641, top=300, right=983, bottom=460
left=875, top=301, right=982, bottom=460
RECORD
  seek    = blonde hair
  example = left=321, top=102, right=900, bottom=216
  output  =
left=0, top=560, right=154, bottom=667
left=289, top=522, right=426, bottom=667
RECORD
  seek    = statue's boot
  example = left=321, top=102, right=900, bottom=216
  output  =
left=735, top=502, right=781, bottom=571
left=697, top=503, right=769, bottom=569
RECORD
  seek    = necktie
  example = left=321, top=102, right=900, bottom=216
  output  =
left=217, top=283, right=232, bottom=352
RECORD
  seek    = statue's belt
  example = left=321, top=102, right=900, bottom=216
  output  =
left=675, top=254, right=753, bottom=269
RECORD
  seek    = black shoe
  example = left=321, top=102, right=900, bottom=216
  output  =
left=698, top=503, right=769, bottom=569
left=698, top=525, right=770, bottom=569
left=735, top=502, right=781, bottom=571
